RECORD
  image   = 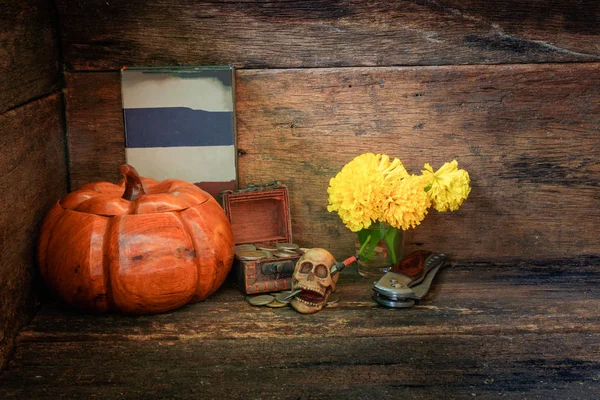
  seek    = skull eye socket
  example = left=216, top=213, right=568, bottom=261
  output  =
left=314, top=264, right=329, bottom=278
left=299, top=261, right=313, bottom=274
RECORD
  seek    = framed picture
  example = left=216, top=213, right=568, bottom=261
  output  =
left=121, top=66, right=237, bottom=197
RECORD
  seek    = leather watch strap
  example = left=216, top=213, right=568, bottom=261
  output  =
left=409, top=264, right=444, bottom=299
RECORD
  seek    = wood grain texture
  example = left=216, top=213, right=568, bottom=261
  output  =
left=1, top=264, right=599, bottom=398
left=235, top=63, right=600, bottom=262
left=56, top=0, right=600, bottom=71
left=2, top=334, right=599, bottom=399
left=0, top=94, right=67, bottom=369
left=0, top=0, right=60, bottom=113
left=63, top=65, right=600, bottom=262
left=64, top=72, right=125, bottom=190
left=13, top=263, right=600, bottom=340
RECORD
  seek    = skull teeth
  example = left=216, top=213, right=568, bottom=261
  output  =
left=296, top=285, right=324, bottom=297
left=294, top=297, right=323, bottom=307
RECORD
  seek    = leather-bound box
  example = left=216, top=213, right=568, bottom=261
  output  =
left=221, top=185, right=300, bottom=294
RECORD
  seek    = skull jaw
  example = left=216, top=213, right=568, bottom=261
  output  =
left=289, top=288, right=332, bottom=314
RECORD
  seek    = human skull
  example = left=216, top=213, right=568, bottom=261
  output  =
left=290, top=248, right=339, bottom=314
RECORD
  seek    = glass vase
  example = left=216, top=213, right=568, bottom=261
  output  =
left=355, top=222, right=405, bottom=278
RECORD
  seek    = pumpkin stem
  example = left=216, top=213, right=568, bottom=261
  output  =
left=120, top=164, right=146, bottom=201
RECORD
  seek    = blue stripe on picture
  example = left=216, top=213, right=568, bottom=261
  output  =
left=124, top=107, right=234, bottom=148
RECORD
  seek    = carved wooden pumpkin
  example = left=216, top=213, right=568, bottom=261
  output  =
left=38, top=165, right=235, bottom=314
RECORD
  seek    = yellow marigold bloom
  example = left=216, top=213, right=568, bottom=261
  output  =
left=382, top=175, right=431, bottom=230
left=421, top=160, right=471, bottom=212
left=328, top=153, right=384, bottom=231
left=328, top=152, right=471, bottom=257
left=327, top=153, right=413, bottom=231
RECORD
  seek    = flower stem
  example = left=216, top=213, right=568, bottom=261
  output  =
left=383, top=227, right=399, bottom=265
left=358, top=234, right=372, bottom=255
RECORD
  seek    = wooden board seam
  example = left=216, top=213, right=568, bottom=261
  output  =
left=0, top=90, right=63, bottom=116
left=15, top=326, right=600, bottom=345
left=64, top=61, right=600, bottom=73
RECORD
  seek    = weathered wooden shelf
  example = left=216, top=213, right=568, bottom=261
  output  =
left=1, top=263, right=599, bottom=398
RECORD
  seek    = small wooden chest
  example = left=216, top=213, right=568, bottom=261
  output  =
left=221, top=185, right=300, bottom=294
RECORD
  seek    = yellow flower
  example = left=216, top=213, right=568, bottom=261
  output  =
left=328, top=154, right=386, bottom=231
left=421, top=160, right=471, bottom=212
left=382, top=175, right=430, bottom=230
left=327, top=153, right=419, bottom=231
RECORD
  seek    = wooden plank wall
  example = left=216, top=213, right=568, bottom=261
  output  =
left=57, top=0, right=600, bottom=263
left=0, top=1, right=67, bottom=369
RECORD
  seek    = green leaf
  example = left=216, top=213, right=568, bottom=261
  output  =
left=357, top=226, right=385, bottom=261
left=357, top=228, right=371, bottom=245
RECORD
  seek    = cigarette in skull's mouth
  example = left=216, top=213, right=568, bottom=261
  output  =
left=282, top=289, right=302, bottom=301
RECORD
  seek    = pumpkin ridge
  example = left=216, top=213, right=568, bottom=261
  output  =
left=181, top=202, right=234, bottom=301
left=102, top=217, right=117, bottom=310
left=57, top=200, right=211, bottom=217
left=39, top=206, right=68, bottom=283
left=173, top=211, right=201, bottom=301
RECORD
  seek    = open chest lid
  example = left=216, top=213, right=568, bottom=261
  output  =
left=221, top=185, right=292, bottom=245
